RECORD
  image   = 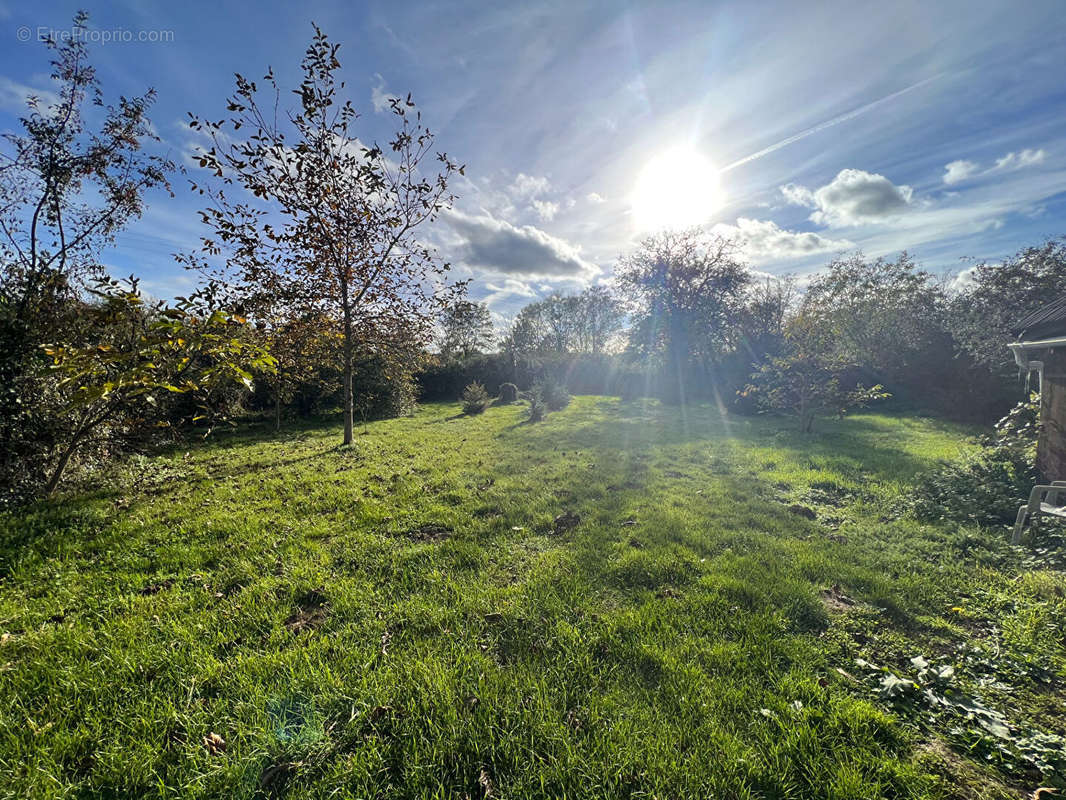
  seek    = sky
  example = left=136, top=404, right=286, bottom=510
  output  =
left=2, top=0, right=1065, bottom=326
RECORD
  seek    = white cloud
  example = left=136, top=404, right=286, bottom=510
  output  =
left=510, top=172, right=551, bottom=199
left=779, top=183, right=814, bottom=207
left=586, top=192, right=606, bottom=204
left=484, top=278, right=536, bottom=297
left=532, top=199, right=559, bottom=221
left=801, top=168, right=914, bottom=227
left=992, top=148, right=1045, bottom=172
left=444, top=209, right=599, bottom=278
left=943, top=159, right=979, bottom=185
left=949, top=264, right=979, bottom=293
left=0, top=75, right=58, bottom=112
left=941, top=149, right=1045, bottom=185
left=481, top=278, right=537, bottom=309
left=370, top=74, right=399, bottom=114
left=712, top=217, right=853, bottom=260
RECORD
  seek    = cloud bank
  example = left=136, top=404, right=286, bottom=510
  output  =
left=713, top=217, right=853, bottom=260
left=783, top=169, right=914, bottom=227
left=445, top=209, right=599, bottom=278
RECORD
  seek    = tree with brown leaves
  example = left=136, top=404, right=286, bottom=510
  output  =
left=185, top=25, right=464, bottom=444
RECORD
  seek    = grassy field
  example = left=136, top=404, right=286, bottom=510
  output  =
left=1, top=396, right=1064, bottom=799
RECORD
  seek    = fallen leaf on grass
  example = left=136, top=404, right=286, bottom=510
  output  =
left=478, top=766, right=495, bottom=798
left=203, top=732, right=226, bottom=755
left=835, top=667, right=859, bottom=682
left=369, top=705, right=394, bottom=722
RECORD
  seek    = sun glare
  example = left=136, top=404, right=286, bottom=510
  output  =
left=631, top=147, right=722, bottom=232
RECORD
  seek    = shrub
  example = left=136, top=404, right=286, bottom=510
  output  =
left=498, top=382, right=518, bottom=403
left=910, top=396, right=1039, bottom=526
left=540, top=378, right=571, bottom=411
left=461, top=382, right=490, bottom=415
left=416, top=353, right=512, bottom=402
left=525, top=390, right=546, bottom=422
left=742, top=312, right=892, bottom=432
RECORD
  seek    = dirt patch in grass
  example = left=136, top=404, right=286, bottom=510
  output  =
left=552, top=511, right=580, bottom=534
left=258, top=758, right=300, bottom=798
left=820, top=584, right=861, bottom=613
left=286, top=588, right=329, bottom=633
left=787, top=503, right=817, bottom=520
left=917, top=739, right=1022, bottom=800
left=139, top=578, right=175, bottom=595
left=402, top=524, right=453, bottom=542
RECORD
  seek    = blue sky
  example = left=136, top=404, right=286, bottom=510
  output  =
left=2, top=0, right=1065, bottom=323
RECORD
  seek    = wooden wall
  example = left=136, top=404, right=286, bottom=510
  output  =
left=1039, top=350, right=1066, bottom=480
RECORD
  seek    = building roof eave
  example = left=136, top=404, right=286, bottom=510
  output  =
left=1010, top=336, right=1066, bottom=352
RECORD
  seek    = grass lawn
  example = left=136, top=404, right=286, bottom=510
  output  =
left=1, top=396, right=1064, bottom=799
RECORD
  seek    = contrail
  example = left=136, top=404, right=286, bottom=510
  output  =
left=720, top=75, right=942, bottom=173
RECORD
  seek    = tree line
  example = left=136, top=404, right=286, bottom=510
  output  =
left=430, top=229, right=1059, bottom=430
left=1, top=14, right=1059, bottom=502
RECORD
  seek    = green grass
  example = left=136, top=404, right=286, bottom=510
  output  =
left=1, top=397, right=1064, bottom=799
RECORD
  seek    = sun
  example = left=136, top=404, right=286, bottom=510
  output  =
left=631, top=147, right=722, bottom=232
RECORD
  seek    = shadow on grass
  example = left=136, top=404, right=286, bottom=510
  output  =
left=504, top=398, right=955, bottom=485
left=0, top=496, right=115, bottom=576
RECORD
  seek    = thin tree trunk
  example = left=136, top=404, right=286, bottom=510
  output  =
left=341, top=284, right=354, bottom=446
left=45, top=430, right=84, bottom=496
left=275, top=382, right=282, bottom=433
left=667, top=309, right=688, bottom=406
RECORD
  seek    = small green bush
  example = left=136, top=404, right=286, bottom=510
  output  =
left=461, top=382, right=490, bottom=415
left=540, top=378, right=571, bottom=411
left=498, top=382, right=518, bottom=403
left=910, top=396, right=1039, bottom=526
left=523, top=388, right=546, bottom=422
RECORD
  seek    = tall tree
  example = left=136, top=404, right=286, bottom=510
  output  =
left=502, top=289, right=623, bottom=360
left=573, top=285, right=624, bottom=354
left=0, top=12, right=173, bottom=493
left=800, top=253, right=949, bottom=381
left=439, top=299, right=494, bottom=359
left=737, top=276, right=795, bottom=365
left=186, top=25, right=463, bottom=444
left=951, top=237, right=1066, bottom=376
left=257, top=311, right=340, bottom=431
left=617, top=229, right=750, bottom=403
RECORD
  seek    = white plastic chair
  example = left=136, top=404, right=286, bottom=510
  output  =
left=1013, top=481, right=1066, bottom=543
